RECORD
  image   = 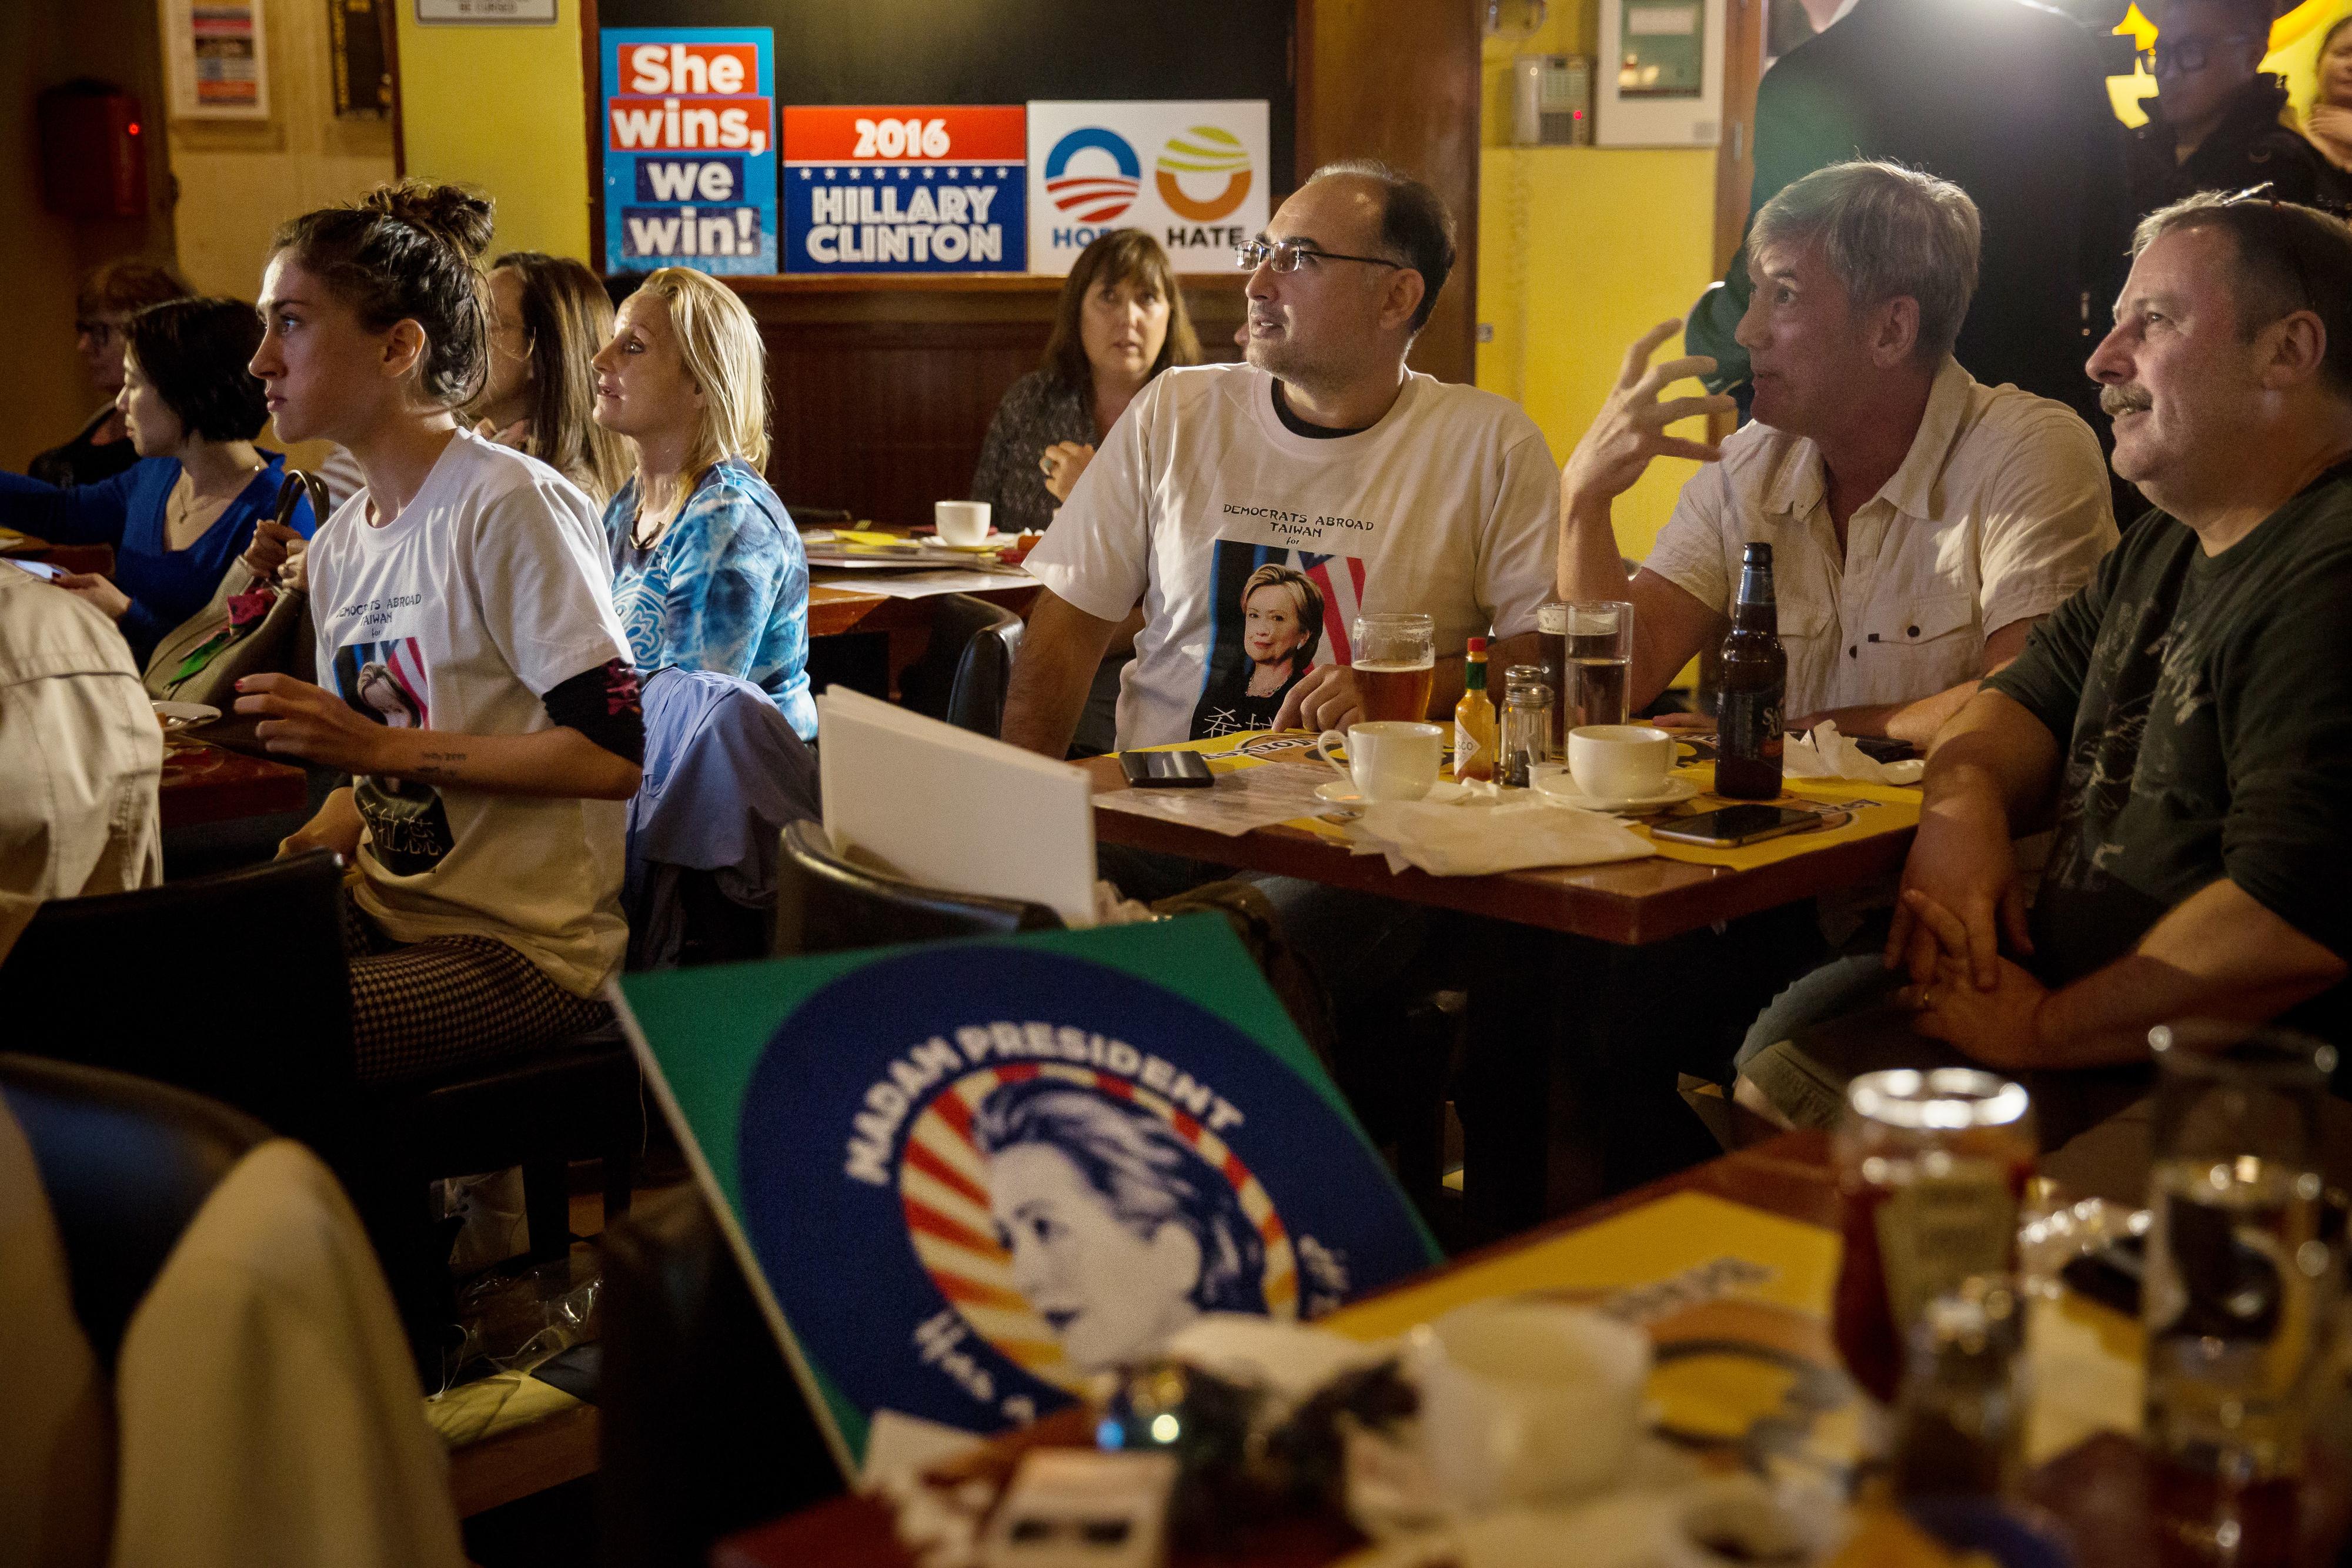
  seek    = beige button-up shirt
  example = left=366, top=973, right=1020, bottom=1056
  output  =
left=1645, top=359, right=2117, bottom=718
left=0, top=570, right=162, bottom=961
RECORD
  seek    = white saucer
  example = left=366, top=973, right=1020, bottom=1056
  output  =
left=1534, top=774, right=1698, bottom=813
left=151, top=700, right=221, bottom=731
left=1316, top=780, right=1367, bottom=805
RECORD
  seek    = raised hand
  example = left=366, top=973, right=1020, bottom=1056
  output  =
left=1560, top=320, right=1736, bottom=519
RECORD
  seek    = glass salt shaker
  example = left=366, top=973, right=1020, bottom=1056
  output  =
left=1499, top=673, right=1553, bottom=788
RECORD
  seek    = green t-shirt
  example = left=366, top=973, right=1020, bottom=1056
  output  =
left=1985, top=466, right=2352, bottom=1054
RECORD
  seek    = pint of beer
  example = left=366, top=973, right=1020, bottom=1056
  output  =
left=1354, top=613, right=1436, bottom=723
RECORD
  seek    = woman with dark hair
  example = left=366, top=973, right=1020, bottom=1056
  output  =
left=0, top=296, right=315, bottom=663
left=232, top=179, right=642, bottom=1085
left=971, top=231, right=1200, bottom=752
left=973, top=1076, right=1267, bottom=1373
left=2303, top=15, right=2352, bottom=173
left=470, top=250, right=632, bottom=507
left=28, top=258, right=189, bottom=489
left=971, top=230, right=1201, bottom=534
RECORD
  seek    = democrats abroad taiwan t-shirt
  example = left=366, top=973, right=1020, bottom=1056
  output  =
left=308, top=430, right=634, bottom=997
left=1023, top=363, right=1561, bottom=748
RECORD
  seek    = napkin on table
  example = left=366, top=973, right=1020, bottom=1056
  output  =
left=1781, top=721, right=1926, bottom=786
left=1345, top=791, right=1652, bottom=877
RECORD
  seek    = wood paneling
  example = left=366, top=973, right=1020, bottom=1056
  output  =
left=1715, top=0, right=1768, bottom=274
left=1295, top=0, right=1484, bottom=385
left=736, top=275, right=1246, bottom=524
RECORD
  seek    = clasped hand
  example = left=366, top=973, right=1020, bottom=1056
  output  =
left=1883, top=794, right=2047, bottom=1069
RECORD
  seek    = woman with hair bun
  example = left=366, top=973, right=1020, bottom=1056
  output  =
left=235, top=179, right=644, bottom=1085
left=0, top=296, right=315, bottom=662
left=590, top=265, right=814, bottom=738
left=470, top=250, right=632, bottom=507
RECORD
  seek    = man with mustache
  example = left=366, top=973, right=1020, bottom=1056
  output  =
left=1562, top=161, right=2117, bottom=750
left=1736, top=192, right=2352, bottom=1132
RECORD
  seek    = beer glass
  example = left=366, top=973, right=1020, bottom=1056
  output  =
left=2143, top=1022, right=2338, bottom=1482
left=1556, top=600, right=1633, bottom=735
left=1354, top=613, right=1436, bottom=723
left=1832, top=1069, right=2035, bottom=1404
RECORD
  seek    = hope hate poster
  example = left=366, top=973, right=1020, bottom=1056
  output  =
left=603, top=28, right=779, bottom=275
left=614, top=917, right=1437, bottom=1469
left=1026, top=101, right=1271, bottom=276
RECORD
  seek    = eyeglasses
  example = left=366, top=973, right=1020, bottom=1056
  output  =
left=2151, top=33, right=2256, bottom=75
left=1234, top=239, right=1404, bottom=275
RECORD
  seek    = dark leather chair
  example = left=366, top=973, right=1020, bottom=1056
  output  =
left=774, top=818, right=1063, bottom=957
left=893, top=593, right=1025, bottom=738
left=597, top=1185, right=841, bottom=1568
left=0, top=1053, right=270, bottom=1368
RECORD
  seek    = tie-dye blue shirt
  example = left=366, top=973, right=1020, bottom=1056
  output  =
left=604, top=459, right=816, bottom=740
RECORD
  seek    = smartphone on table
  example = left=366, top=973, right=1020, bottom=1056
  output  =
left=1652, top=803, right=1825, bottom=848
left=1118, top=750, right=1215, bottom=788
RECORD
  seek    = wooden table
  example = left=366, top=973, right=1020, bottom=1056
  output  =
left=1084, top=754, right=1916, bottom=947
left=717, top=1131, right=2348, bottom=1568
left=809, top=578, right=1039, bottom=641
left=158, top=740, right=309, bottom=831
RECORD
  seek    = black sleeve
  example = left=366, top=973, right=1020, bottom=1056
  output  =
left=1980, top=545, right=2120, bottom=745
left=542, top=657, right=645, bottom=767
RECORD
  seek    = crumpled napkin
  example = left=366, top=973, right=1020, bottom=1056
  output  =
left=1781, top=721, right=1926, bottom=785
left=1345, top=793, right=1652, bottom=877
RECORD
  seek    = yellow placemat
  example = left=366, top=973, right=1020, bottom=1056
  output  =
left=1637, top=762, right=1922, bottom=872
left=1132, top=734, right=1922, bottom=864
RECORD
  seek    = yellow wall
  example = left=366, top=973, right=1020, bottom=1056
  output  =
left=163, top=0, right=396, bottom=300
left=393, top=9, right=591, bottom=262
left=1474, top=6, right=1720, bottom=560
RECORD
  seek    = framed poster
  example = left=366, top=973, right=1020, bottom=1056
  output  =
left=602, top=27, right=778, bottom=275
left=615, top=916, right=1439, bottom=1472
left=783, top=106, right=1026, bottom=274
left=162, top=0, right=270, bottom=121
left=1025, top=100, right=1268, bottom=276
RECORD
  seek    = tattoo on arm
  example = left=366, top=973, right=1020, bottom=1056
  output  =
left=411, top=748, right=469, bottom=780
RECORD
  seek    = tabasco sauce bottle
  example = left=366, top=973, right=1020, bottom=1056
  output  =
left=1716, top=542, right=1788, bottom=801
left=1455, top=636, right=1496, bottom=783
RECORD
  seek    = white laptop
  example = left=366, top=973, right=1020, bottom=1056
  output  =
left=816, top=687, right=1097, bottom=927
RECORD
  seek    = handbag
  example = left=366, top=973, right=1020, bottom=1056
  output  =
left=143, top=471, right=328, bottom=713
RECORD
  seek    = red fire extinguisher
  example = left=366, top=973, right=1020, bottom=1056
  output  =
left=38, top=79, right=149, bottom=220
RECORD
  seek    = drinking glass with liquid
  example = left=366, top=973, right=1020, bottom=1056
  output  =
left=1544, top=600, right=1634, bottom=738
left=1354, top=613, right=1436, bottom=724
left=2143, top=1022, right=2340, bottom=1483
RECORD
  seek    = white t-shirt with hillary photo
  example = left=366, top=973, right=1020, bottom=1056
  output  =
left=1023, top=363, right=1561, bottom=748
left=308, top=429, right=633, bottom=997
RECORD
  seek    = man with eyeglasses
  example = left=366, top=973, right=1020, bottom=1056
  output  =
left=28, top=259, right=189, bottom=490
left=2126, top=0, right=2340, bottom=219
left=1004, top=159, right=1558, bottom=758
left=1735, top=194, right=2352, bottom=1134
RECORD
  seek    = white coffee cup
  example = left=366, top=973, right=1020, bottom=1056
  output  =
left=1315, top=721, right=1444, bottom=803
left=935, top=500, right=993, bottom=546
left=1409, top=1298, right=1651, bottom=1514
left=1567, top=724, right=1675, bottom=801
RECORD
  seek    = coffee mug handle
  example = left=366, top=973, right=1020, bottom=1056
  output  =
left=1313, top=728, right=1352, bottom=787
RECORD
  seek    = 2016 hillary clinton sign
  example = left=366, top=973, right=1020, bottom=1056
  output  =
left=614, top=917, right=1436, bottom=1470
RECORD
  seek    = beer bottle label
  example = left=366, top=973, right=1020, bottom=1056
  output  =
left=1719, top=691, right=1783, bottom=760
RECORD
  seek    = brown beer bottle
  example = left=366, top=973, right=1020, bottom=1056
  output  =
left=1716, top=541, right=1788, bottom=801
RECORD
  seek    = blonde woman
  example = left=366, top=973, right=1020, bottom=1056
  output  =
left=472, top=250, right=633, bottom=506
left=592, top=268, right=813, bottom=738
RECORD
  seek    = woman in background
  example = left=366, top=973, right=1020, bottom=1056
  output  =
left=0, top=297, right=315, bottom=664
left=591, top=266, right=815, bottom=740
left=29, top=259, right=189, bottom=489
left=970, top=230, right=1201, bottom=751
left=470, top=250, right=632, bottom=507
left=2303, top=15, right=2352, bottom=175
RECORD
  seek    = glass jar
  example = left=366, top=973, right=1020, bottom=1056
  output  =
left=1499, top=677, right=1553, bottom=788
left=1832, top=1069, right=2035, bottom=1404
